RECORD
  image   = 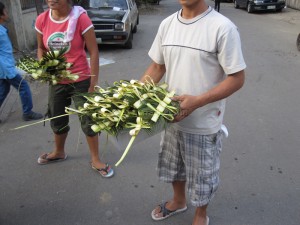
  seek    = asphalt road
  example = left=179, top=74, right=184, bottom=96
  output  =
left=1, top=1, right=300, bottom=225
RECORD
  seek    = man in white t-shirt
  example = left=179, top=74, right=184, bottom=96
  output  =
left=141, top=0, right=246, bottom=224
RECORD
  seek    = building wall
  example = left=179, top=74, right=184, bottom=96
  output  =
left=22, top=8, right=39, bottom=50
left=286, top=0, right=300, bottom=10
left=2, top=0, right=27, bottom=50
left=2, top=0, right=38, bottom=51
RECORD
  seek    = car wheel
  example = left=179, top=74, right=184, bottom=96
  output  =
left=234, top=0, right=239, bottom=8
left=124, top=32, right=133, bottom=49
left=297, top=33, right=300, bottom=51
left=132, top=24, right=137, bottom=33
left=247, top=3, right=253, bottom=13
left=132, top=16, right=138, bottom=33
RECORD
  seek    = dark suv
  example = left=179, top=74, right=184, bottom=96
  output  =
left=234, top=0, right=286, bottom=13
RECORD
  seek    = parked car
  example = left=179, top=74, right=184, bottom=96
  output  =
left=233, top=0, right=286, bottom=13
left=80, top=0, right=139, bottom=49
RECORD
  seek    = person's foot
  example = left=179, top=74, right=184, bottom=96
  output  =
left=151, top=201, right=187, bottom=220
left=37, top=152, right=67, bottom=165
left=23, top=111, right=43, bottom=121
left=91, top=162, right=114, bottom=178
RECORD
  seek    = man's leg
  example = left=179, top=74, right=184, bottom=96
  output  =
left=169, top=180, right=187, bottom=209
left=152, top=180, right=187, bottom=218
left=51, top=132, right=68, bottom=158
left=0, top=79, right=11, bottom=108
left=37, top=132, right=68, bottom=164
left=192, top=205, right=209, bottom=225
left=86, top=135, right=108, bottom=170
left=38, top=84, right=69, bottom=162
left=9, top=74, right=33, bottom=114
left=186, top=131, right=222, bottom=225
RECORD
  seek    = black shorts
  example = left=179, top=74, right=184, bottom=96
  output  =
left=48, top=79, right=96, bottom=136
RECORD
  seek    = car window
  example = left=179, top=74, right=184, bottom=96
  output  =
left=89, top=0, right=128, bottom=9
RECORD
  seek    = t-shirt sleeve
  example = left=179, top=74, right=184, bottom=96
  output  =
left=78, top=13, right=94, bottom=35
left=148, top=23, right=165, bottom=65
left=217, top=23, right=246, bottom=75
left=35, top=12, right=47, bottom=34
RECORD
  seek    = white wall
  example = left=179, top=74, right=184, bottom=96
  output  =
left=286, top=0, right=300, bottom=10
left=22, top=8, right=39, bottom=50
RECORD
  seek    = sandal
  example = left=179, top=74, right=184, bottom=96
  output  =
left=37, top=153, right=67, bottom=165
left=91, top=163, right=114, bottom=178
left=151, top=201, right=187, bottom=221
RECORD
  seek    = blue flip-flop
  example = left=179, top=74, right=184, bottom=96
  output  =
left=91, top=163, right=114, bottom=178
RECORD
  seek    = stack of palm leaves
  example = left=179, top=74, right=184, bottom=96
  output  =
left=16, top=47, right=79, bottom=85
left=66, top=78, right=180, bottom=166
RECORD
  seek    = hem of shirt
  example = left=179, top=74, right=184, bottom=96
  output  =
left=58, top=76, right=90, bottom=85
left=170, top=123, right=222, bottom=135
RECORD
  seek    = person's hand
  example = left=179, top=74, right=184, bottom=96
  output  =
left=88, top=82, right=97, bottom=93
left=172, top=95, right=203, bottom=122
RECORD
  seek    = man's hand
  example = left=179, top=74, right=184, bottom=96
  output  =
left=172, top=95, right=204, bottom=122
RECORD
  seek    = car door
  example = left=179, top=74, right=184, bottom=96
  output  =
left=127, top=0, right=138, bottom=29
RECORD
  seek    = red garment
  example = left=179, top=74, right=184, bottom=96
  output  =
left=35, top=9, right=93, bottom=84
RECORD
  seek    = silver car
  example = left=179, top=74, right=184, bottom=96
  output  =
left=82, top=0, right=139, bottom=49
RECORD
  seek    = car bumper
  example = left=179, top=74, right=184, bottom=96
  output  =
left=94, top=31, right=129, bottom=45
left=249, top=2, right=285, bottom=11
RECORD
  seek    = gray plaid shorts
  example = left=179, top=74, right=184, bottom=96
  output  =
left=158, top=126, right=223, bottom=207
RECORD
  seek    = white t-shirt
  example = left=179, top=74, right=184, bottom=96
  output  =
left=148, top=6, right=246, bottom=135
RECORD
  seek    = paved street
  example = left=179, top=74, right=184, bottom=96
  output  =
left=1, top=0, right=300, bottom=225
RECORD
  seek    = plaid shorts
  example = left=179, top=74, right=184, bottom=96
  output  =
left=158, top=126, right=223, bottom=207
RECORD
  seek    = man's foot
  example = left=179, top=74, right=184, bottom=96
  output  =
left=23, top=111, right=43, bottom=121
left=151, top=201, right=187, bottom=221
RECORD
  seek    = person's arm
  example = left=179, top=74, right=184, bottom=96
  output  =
left=36, top=32, right=46, bottom=60
left=83, top=27, right=99, bottom=93
left=172, top=70, right=245, bottom=122
left=140, top=61, right=166, bottom=83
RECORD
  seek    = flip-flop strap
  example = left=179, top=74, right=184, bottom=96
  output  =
left=98, top=164, right=110, bottom=174
left=159, top=202, right=175, bottom=217
left=44, top=153, right=65, bottom=161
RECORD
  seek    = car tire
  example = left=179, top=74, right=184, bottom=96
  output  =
left=132, top=24, right=137, bottom=33
left=297, top=33, right=300, bottom=51
left=124, top=32, right=133, bottom=49
left=234, top=0, right=239, bottom=8
left=247, top=3, right=253, bottom=13
left=132, top=16, right=139, bottom=33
